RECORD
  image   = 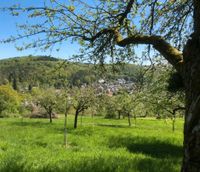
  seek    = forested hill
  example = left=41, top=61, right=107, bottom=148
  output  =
left=0, top=56, right=143, bottom=90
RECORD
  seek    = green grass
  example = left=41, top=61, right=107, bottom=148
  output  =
left=0, top=116, right=184, bottom=172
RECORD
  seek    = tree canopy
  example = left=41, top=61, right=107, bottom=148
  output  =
left=2, top=0, right=193, bottom=67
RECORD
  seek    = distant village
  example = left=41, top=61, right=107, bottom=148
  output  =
left=92, top=78, right=136, bottom=96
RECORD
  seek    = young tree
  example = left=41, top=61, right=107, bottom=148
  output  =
left=105, top=95, right=117, bottom=119
left=121, top=92, right=135, bottom=127
left=63, top=93, right=72, bottom=147
left=114, top=95, right=123, bottom=120
left=36, top=88, right=60, bottom=123
left=122, top=95, right=133, bottom=127
left=95, top=93, right=109, bottom=117
left=143, top=67, right=185, bottom=131
left=71, top=87, right=94, bottom=129
left=2, top=1, right=200, bottom=170
left=146, top=91, right=185, bottom=132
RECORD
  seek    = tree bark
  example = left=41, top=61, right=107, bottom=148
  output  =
left=181, top=34, right=200, bottom=172
left=74, top=109, right=79, bottom=129
left=181, top=1, right=200, bottom=170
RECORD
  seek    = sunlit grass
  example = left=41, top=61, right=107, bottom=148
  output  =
left=0, top=116, right=183, bottom=172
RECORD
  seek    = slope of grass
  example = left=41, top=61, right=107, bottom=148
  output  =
left=0, top=116, right=184, bottom=172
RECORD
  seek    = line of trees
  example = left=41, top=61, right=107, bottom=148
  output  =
left=0, top=65, right=185, bottom=129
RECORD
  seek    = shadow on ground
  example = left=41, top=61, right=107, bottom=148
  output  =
left=10, top=120, right=96, bottom=136
left=10, top=120, right=52, bottom=127
left=0, top=150, right=181, bottom=172
left=108, top=135, right=183, bottom=159
left=96, top=123, right=130, bottom=128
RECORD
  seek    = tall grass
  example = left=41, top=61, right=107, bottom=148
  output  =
left=0, top=116, right=183, bottom=172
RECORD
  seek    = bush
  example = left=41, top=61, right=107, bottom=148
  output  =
left=0, top=84, right=21, bottom=117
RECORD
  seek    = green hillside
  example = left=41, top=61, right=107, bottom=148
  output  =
left=0, top=56, right=95, bottom=89
left=0, top=56, right=144, bottom=90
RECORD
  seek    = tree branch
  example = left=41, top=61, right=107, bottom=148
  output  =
left=118, top=0, right=135, bottom=25
left=173, top=106, right=185, bottom=115
left=82, top=27, right=184, bottom=73
left=113, top=31, right=184, bottom=73
left=84, top=28, right=114, bottom=42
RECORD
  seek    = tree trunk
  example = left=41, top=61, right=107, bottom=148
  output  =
left=81, top=111, right=84, bottom=126
left=74, top=110, right=79, bottom=129
left=49, top=110, right=52, bottom=123
left=172, top=117, right=175, bottom=132
left=128, top=112, right=131, bottom=127
left=118, top=110, right=121, bottom=119
left=181, top=34, right=200, bottom=171
left=134, top=114, right=136, bottom=127
left=171, top=110, right=176, bottom=132
left=64, top=110, right=68, bottom=147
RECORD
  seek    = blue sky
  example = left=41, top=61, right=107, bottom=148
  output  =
left=0, top=0, right=80, bottom=60
left=0, top=0, right=145, bottom=62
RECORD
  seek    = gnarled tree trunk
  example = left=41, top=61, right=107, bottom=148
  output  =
left=181, top=1, right=200, bottom=170
left=181, top=34, right=200, bottom=172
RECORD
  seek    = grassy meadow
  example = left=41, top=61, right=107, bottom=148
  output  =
left=0, top=116, right=184, bottom=172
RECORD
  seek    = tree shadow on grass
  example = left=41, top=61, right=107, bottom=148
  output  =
left=108, top=135, right=183, bottom=159
left=0, top=154, right=181, bottom=172
left=135, top=157, right=181, bottom=172
left=96, top=124, right=130, bottom=128
left=10, top=120, right=51, bottom=128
